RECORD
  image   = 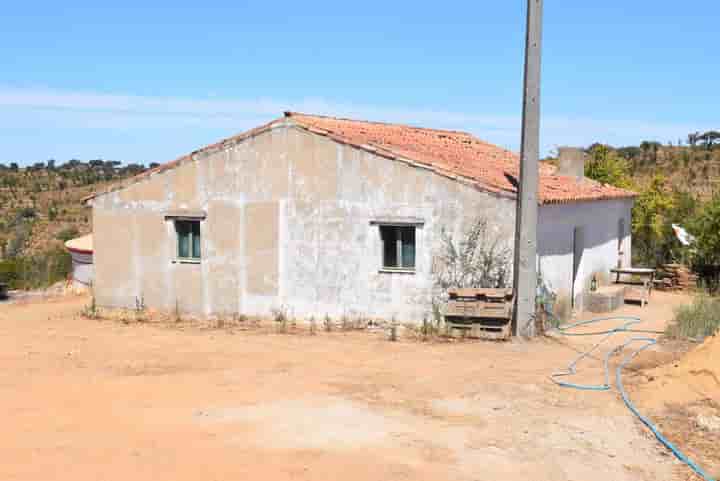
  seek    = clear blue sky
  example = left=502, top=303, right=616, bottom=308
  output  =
left=1, top=1, right=718, bottom=165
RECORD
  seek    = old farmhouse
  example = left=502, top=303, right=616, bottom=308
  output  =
left=85, top=112, right=636, bottom=322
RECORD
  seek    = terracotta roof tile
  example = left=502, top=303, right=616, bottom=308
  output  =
left=285, top=112, right=636, bottom=204
left=85, top=112, right=636, bottom=204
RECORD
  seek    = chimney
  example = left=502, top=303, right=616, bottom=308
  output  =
left=557, top=147, right=585, bottom=179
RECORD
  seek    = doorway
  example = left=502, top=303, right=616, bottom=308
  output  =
left=572, top=226, right=585, bottom=308
left=617, top=218, right=625, bottom=268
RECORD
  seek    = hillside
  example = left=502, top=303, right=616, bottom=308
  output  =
left=543, top=133, right=720, bottom=199
left=621, top=136, right=720, bottom=198
left=0, top=160, right=148, bottom=288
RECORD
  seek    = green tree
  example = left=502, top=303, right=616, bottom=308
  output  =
left=688, top=195, right=720, bottom=290
left=698, top=130, right=720, bottom=150
left=632, top=176, right=676, bottom=266
left=584, top=144, right=632, bottom=188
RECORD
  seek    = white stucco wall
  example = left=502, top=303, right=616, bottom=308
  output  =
left=91, top=124, right=516, bottom=322
left=538, top=198, right=633, bottom=317
left=91, top=120, right=633, bottom=324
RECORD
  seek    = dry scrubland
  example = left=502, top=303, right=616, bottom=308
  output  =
left=0, top=292, right=716, bottom=481
left=0, top=162, right=147, bottom=289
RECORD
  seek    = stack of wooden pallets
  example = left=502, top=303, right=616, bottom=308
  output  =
left=658, top=264, right=698, bottom=291
left=443, top=288, right=513, bottom=340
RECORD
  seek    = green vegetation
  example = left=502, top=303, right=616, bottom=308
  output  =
left=572, top=135, right=720, bottom=290
left=585, top=144, right=632, bottom=188
left=0, top=159, right=146, bottom=290
left=687, top=194, right=720, bottom=290
left=0, top=247, right=72, bottom=290
left=55, top=226, right=80, bottom=243
left=666, top=294, right=720, bottom=340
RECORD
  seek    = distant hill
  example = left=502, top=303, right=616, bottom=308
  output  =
left=544, top=132, right=720, bottom=199
left=0, top=160, right=151, bottom=261
left=613, top=133, right=720, bottom=198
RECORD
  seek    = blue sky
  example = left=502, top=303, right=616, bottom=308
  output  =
left=1, top=1, right=718, bottom=166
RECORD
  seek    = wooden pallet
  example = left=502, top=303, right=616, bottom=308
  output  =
left=444, top=288, right=513, bottom=340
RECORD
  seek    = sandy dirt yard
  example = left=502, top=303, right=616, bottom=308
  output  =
left=0, top=292, right=705, bottom=481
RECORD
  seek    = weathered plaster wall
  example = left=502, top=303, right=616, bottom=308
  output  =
left=92, top=123, right=516, bottom=321
left=538, top=198, right=633, bottom=318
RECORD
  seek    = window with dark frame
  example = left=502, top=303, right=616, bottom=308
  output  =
left=380, top=225, right=416, bottom=271
left=175, top=220, right=201, bottom=261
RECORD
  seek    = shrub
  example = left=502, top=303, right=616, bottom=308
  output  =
left=666, top=295, right=720, bottom=340
left=0, top=247, right=71, bottom=289
left=6, top=223, right=31, bottom=258
left=0, top=259, right=20, bottom=286
left=82, top=294, right=99, bottom=320
left=55, top=226, right=80, bottom=242
left=17, top=207, right=36, bottom=219
left=432, top=217, right=512, bottom=290
left=272, top=306, right=288, bottom=333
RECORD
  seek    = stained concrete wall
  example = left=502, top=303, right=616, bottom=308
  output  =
left=537, top=198, right=633, bottom=319
left=92, top=123, right=516, bottom=321
left=92, top=122, right=633, bottom=322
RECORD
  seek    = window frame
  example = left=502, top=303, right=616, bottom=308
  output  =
left=173, top=218, right=202, bottom=263
left=377, top=223, right=418, bottom=274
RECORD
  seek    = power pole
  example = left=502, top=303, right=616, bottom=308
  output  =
left=512, top=0, right=543, bottom=337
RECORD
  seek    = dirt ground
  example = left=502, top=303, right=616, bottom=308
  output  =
left=0, top=292, right=710, bottom=480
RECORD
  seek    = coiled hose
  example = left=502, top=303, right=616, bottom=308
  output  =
left=551, top=316, right=715, bottom=481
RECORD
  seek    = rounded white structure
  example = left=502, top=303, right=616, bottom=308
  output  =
left=65, top=234, right=94, bottom=288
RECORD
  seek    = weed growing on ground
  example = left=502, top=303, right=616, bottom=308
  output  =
left=134, top=295, right=146, bottom=322
left=173, top=300, right=182, bottom=323
left=341, top=313, right=351, bottom=331
left=272, top=306, right=288, bottom=334
left=421, top=315, right=435, bottom=340
left=81, top=294, right=98, bottom=320
left=666, top=294, right=720, bottom=340
left=389, top=316, right=398, bottom=342
left=353, top=313, right=370, bottom=330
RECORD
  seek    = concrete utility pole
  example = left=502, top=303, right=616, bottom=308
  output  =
left=512, top=0, right=543, bottom=337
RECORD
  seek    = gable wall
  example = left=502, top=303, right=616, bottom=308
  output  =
left=92, top=124, right=516, bottom=321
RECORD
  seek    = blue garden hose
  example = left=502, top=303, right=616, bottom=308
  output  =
left=551, top=316, right=715, bottom=481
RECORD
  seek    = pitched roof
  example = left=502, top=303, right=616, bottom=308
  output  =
left=84, top=112, right=636, bottom=204
left=286, top=112, right=636, bottom=204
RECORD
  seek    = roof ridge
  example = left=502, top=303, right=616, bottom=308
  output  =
left=84, top=111, right=637, bottom=205
left=284, top=111, right=476, bottom=137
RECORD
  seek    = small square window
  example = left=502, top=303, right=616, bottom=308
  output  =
left=175, top=220, right=201, bottom=261
left=380, top=225, right=416, bottom=271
